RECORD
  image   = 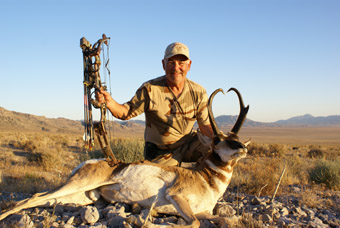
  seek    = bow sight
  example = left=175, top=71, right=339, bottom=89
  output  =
left=80, top=34, right=118, bottom=166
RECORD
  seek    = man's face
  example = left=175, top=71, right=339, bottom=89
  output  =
left=162, top=55, right=192, bottom=86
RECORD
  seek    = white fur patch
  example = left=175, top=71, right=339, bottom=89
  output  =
left=99, top=164, right=177, bottom=207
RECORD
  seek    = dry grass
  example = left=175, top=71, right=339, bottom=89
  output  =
left=0, top=131, right=146, bottom=194
left=0, top=128, right=339, bottom=214
left=0, top=131, right=83, bottom=193
left=230, top=143, right=340, bottom=197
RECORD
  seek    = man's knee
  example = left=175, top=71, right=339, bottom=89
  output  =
left=144, top=142, right=179, bottom=166
left=183, top=134, right=210, bottom=162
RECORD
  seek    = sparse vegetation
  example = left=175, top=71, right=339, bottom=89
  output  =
left=0, top=129, right=339, bottom=216
left=111, top=138, right=144, bottom=162
left=230, top=143, right=340, bottom=203
left=308, top=148, right=325, bottom=159
left=0, top=132, right=82, bottom=193
left=79, top=138, right=144, bottom=163
left=247, top=143, right=286, bottom=157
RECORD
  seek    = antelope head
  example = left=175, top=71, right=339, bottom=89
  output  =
left=204, top=88, right=250, bottom=164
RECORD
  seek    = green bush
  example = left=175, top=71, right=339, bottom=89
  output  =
left=309, top=159, right=340, bottom=189
left=79, top=138, right=144, bottom=163
left=111, top=138, right=144, bottom=163
left=86, top=149, right=104, bottom=159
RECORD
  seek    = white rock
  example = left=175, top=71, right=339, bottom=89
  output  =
left=80, top=206, right=100, bottom=224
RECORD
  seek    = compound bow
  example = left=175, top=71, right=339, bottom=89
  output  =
left=80, top=34, right=118, bottom=166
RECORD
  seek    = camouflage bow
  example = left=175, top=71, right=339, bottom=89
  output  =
left=80, top=34, right=118, bottom=166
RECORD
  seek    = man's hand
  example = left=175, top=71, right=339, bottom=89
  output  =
left=95, top=88, right=130, bottom=120
left=95, top=88, right=113, bottom=108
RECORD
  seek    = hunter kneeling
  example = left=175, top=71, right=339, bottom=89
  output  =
left=96, top=42, right=213, bottom=166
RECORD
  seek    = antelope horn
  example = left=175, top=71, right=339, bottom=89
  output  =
left=208, top=88, right=224, bottom=136
left=228, top=87, right=249, bottom=135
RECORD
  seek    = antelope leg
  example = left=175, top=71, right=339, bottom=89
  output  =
left=196, top=212, right=231, bottom=228
left=0, top=178, right=110, bottom=221
left=165, top=194, right=200, bottom=228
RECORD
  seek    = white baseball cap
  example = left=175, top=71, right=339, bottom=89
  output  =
left=164, top=42, right=190, bottom=59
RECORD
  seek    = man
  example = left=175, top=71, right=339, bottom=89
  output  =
left=97, top=42, right=213, bottom=166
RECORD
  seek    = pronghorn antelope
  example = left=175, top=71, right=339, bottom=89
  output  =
left=0, top=88, right=250, bottom=227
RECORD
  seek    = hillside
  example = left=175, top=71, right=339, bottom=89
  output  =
left=2, top=107, right=340, bottom=133
left=1, top=107, right=340, bottom=145
left=0, top=107, right=144, bottom=137
left=0, top=107, right=83, bottom=133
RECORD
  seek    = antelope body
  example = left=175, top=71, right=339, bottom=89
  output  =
left=0, top=88, right=250, bottom=228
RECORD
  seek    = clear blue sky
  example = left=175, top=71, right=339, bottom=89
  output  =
left=1, top=0, right=339, bottom=122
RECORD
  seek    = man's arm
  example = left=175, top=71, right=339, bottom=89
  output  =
left=198, top=123, right=214, bottom=139
left=97, top=89, right=131, bottom=120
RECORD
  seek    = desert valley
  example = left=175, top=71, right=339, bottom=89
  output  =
left=0, top=107, right=339, bottom=227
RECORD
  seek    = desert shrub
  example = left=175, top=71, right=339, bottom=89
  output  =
left=9, top=139, right=37, bottom=152
left=230, top=157, right=288, bottom=196
left=268, top=144, right=285, bottom=157
left=40, top=152, right=65, bottom=171
left=79, top=138, right=144, bottom=163
left=25, top=140, right=73, bottom=174
left=309, top=159, right=340, bottom=189
left=284, top=155, right=311, bottom=185
left=21, top=140, right=37, bottom=152
left=86, top=149, right=104, bottom=159
left=111, top=138, right=144, bottom=163
left=26, top=150, right=66, bottom=173
left=326, top=147, right=340, bottom=161
left=308, top=148, right=325, bottom=159
left=247, top=143, right=267, bottom=156
left=231, top=153, right=315, bottom=196
left=27, top=151, right=43, bottom=162
left=78, top=148, right=104, bottom=163
left=247, top=143, right=284, bottom=157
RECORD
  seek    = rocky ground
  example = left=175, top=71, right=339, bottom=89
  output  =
left=0, top=186, right=339, bottom=228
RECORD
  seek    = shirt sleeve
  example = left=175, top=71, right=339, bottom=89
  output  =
left=122, top=84, right=149, bottom=119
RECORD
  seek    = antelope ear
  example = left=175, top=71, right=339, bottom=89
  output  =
left=244, top=139, right=251, bottom=147
left=197, top=130, right=212, bottom=147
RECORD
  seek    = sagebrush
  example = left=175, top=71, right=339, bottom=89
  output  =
left=1, top=133, right=339, bottom=197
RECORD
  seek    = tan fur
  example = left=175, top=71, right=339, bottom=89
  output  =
left=0, top=138, right=250, bottom=228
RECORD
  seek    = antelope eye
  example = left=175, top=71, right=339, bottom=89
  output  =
left=226, top=140, right=244, bottom=150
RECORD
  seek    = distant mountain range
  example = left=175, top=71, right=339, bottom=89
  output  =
left=214, top=114, right=340, bottom=127
left=126, top=114, right=340, bottom=127
left=273, top=114, right=340, bottom=126
left=1, top=107, right=339, bottom=135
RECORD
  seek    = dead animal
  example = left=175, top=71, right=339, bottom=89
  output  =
left=0, top=88, right=250, bottom=228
